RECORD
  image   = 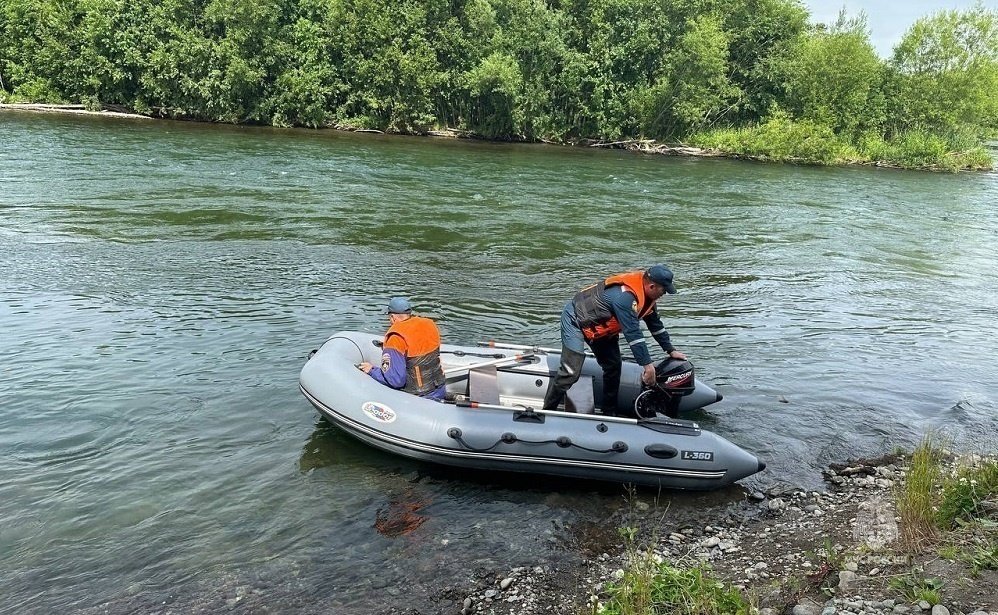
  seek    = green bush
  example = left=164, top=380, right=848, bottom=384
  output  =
left=462, top=52, right=524, bottom=139
left=12, top=77, right=65, bottom=103
left=856, top=129, right=995, bottom=171
left=937, top=460, right=998, bottom=528
left=637, top=15, right=740, bottom=140
left=691, top=112, right=854, bottom=164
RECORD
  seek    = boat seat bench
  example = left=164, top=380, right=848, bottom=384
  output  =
left=467, top=365, right=501, bottom=405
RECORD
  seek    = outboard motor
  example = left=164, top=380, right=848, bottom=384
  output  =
left=633, top=358, right=696, bottom=419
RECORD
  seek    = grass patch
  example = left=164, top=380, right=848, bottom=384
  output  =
left=596, top=498, right=751, bottom=615
left=966, top=532, right=998, bottom=574
left=690, top=115, right=994, bottom=171
left=896, top=433, right=946, bottom=547
left=933, top=457, right=998, bottom=576
left=596, top=555, right=752, bottom=615
left=689, top=113, right=857, bottom=165
left=888, top=570, right=943, bottom=605
left=858, top=130, right=994, bottom=171
left=935, top=522, right=998, bottom=576
left=937, top=544, right=962, bottom=560
left=895, top=434, right=998, bottom=597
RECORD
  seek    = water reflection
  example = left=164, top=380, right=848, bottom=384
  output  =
left=297, top=420, right=370, bottom=474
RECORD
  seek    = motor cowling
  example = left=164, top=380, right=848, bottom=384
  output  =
left=633, top=358, right=695, bottom=419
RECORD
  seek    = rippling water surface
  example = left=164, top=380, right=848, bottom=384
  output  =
left=1, top=112, right=996, bottom=614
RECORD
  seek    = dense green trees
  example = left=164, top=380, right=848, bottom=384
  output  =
left=777, top=11, right=884, bottom=137
left=886, top=4, right=998, bottom=139
left=1, top=0, right=994, bottom=169
left=636, top=15, right=739, bottom=140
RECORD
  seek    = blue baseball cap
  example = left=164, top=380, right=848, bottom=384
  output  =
left=385, top=297, right=413, bottom=314
left=646, top=265, right=677, bottom=294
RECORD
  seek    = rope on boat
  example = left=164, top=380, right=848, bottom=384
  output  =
left=316, top=335, right=366, bottom=361
left=445, top=428, right=505, bottom=452
left=447, top=428, right=628, bottom=454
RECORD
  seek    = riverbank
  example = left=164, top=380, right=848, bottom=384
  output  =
left=2, top=103, right=992, bottom=172
left=434, top=452, right=998, bottom=615
left=0, top=103, right=151, bottom=120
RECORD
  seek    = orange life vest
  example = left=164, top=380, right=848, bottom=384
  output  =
left=384, top=316, right=446, bottom=396
left=573, top=271, right=655, bottom=341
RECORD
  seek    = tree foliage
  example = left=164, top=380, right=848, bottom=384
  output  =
left=0, top=0, right=994, bottom=168
left=886, top=3, right=998, bottom=138
left=776, top=11, right=884, bottom=136
left=637, top=14, right=739, bottom=140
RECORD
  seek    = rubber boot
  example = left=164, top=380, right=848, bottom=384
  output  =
left=600, top=372, right=622, bottom=415
left=591, top=337, right=623, bottom=415
left=542, top=348, right=587, bottom=410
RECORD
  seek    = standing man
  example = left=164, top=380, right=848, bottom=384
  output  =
left=359, top=297, right=447, bottom=401
left=542, top=265, right=687, bottom=415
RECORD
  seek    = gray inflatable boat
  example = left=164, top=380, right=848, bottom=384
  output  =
left=299, top=331, right=765, bottom=490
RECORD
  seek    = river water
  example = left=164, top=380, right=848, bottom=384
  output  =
left=1, top=112, right=996, bottom=614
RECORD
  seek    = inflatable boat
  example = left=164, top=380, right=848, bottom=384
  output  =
left=299, top=331, right=765, bottom=490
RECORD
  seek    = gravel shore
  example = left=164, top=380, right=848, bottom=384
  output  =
left=421, top=453, right=997, bottom=615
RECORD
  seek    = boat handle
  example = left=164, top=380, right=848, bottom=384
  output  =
left=644, top=444, right=679, bottom=459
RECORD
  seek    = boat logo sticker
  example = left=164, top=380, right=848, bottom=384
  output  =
left=665, top=372, right=692, bottom=386
left=681, top=450, right=714, bottom=462
left=362, top=401, right=397, bottom=424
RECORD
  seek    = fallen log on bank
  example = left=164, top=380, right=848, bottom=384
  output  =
left=0, top=103, right=151, bottom=120
left=585, top=138, right=724, bottom=157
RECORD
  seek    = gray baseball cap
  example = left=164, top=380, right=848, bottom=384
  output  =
left=385, top=297, right=413, bottom=314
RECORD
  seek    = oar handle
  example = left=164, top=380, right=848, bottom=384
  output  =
left=442, top=353, right=535, bottom=377
left=478, top=340, right=559, bottom=353
left=478, top=340, right=594, bottom=356
left=451, top=399, right=637, bottom=423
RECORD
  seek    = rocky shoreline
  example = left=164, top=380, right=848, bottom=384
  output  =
left=422, top=454, right=997, bottom=615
